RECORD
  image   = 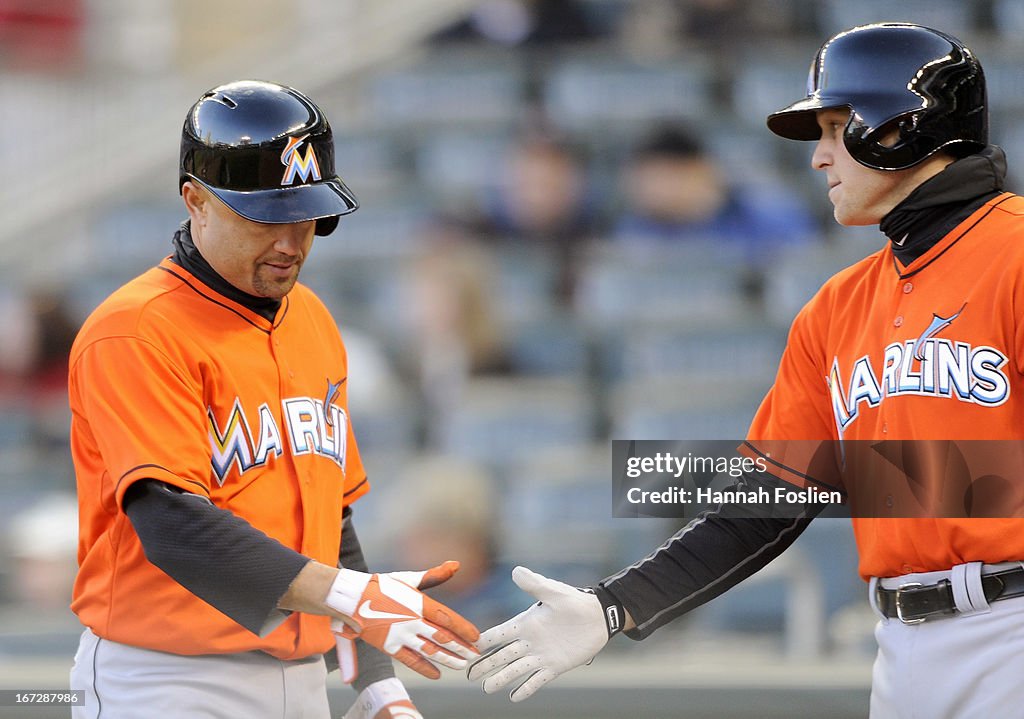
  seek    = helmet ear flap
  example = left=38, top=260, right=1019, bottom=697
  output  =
left=844, top=110, right=957, bottom=171
left=315, top=215, right=339, bottom=236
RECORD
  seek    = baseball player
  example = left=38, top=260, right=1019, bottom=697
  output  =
left=469, top=23, right=1024, bottom=718
left=68, top=80, right=479, bottom=719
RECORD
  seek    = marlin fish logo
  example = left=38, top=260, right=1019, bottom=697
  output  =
left=913, top=303, right=967, bottom=361
left=281, top=134, right=322, bottom=185
left=323, top=377, right=346, bottom=427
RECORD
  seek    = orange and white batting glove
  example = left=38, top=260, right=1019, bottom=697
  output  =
left=342, top=678, right=422, bottom=719
left=328, top=561, right=480, bottom=680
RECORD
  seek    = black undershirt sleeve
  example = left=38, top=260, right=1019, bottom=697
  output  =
left=126, top=481, right=400, bottom=691
left=123, top=479, right=311, bottom=636
left=324, top=506, right=397, bottom=692
left=600, top=471, right=826, bottom=640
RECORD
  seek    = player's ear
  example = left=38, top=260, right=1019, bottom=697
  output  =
left=181, top=181, right=209, bottom=226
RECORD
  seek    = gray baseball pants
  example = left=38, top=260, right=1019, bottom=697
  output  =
left=70, top=628, right=331, bottom=718
left=868, top=562, right=1024, bottom=718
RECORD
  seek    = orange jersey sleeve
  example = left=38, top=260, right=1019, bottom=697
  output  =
left=71, top=335, right=213, bottom=505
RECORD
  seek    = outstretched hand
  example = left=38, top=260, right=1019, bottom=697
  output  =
left=467, top=566, right=612, bottom=702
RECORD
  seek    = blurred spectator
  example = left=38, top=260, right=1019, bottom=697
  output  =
left=614, top=0, right=687, bottom=60
left=0, top=0, right=85, bottom=71
left=403, top=217, right=510, bottom=445
left=678, top=0, right=758, bottom=105
left=7, top=491, right=78, bottom=611
left=681, top=0, right=755, bottom=41
left=340, top=325, right=403, bottom=416
left=611, top=122, right=819, bottom=296
left=678, top=0, right=805, bottom=44
left=431, top=0, right=603, bottom=47
left=0, top=289, right=37, bottom=398
left=615, top=0, right=810, bottom=57
left=387, top=454, right=518, bottom=630
left=28, top=291, right=78, bottom=397
left=0, top=289, right=77, bottom=526
left=475, top=132, right=598, bottom=305
left=0, top=289, right=78, bottom=442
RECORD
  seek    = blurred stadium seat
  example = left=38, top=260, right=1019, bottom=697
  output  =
left=729, top=48, right=819, bottom=131
left=322, top=194, right=433, bottom=259
left=979, top=45, right=1024, bottom=113
left=0, top=409, right=32, bottom=447
left=331, top=132, right=408, bottom=200
left=414, top=129, right=513, bottom=201
left=817, top=0, right=973, bottom=35
left=609, top=321, right=785, bottom=384
left=692, top=517, right=863, bottom=658
left=761, top=232, right=886, bottom=327
left=89, top=202, right=185, bottom=276
left=367, top=47, right=526, bottom=128
left=608, top=375, right=768, bottom=441
left=498, top=443, right=678, bottom=585
left=575, top=242, right=755, bottom=329
left=543, top=51, right=713, bottom=132
left=438, top=376, right=596, bottom=468
left=490, top=246, right=564, bottom=327
left=506, top=311, right=592, bottom=377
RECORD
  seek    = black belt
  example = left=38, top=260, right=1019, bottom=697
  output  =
left=876, top=567, right=1024, bottom=624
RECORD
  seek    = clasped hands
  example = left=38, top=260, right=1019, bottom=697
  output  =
left=330, top=561, right=615, bottom=711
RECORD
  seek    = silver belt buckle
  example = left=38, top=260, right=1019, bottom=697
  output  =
left=895, top=582, right=926, bottom=624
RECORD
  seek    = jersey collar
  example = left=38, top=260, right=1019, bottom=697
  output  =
left=892, top=192, right=1016, bottom=280
left=158, top=258, right=289, bottom=333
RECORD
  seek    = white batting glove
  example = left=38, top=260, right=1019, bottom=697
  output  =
left=467, top=566, right=620, bottom=702
left=342, top=678, right=422, bottom=719
left=328, top=561, right=479, bottom=680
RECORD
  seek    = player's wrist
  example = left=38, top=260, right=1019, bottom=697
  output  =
left=589, top=583, right=626, bottom=638
left=344, top=677, right=421, bottom=719
left=326, top=567, right=372, bottom=619
left=360, top=677, right=410, bottom=707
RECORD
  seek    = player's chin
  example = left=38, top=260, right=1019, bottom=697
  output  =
left=831, top=205, right=878, bottom=227
left=254, top=270, right=300, bottom=299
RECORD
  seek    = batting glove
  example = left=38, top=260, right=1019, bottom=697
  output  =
left=328, top=561, right=479, bottom=680
left=342, top=677, right=422, bottom=719
left=335, top=562, right=463, bottom=683
left=467, top=566, right=624, bottom=702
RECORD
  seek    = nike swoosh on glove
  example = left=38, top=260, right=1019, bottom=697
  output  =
left=342, top=677, right=423, bottom=719
left=336, top=561, right=462, bottom=682
left=328, top=562, right=479, bottom=680
left=467, top=566, right=610, bottom=702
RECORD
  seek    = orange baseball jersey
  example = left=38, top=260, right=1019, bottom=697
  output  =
left=747, top=193, right=1024, bottom=579
left=69, top=257, right=368, bottom=660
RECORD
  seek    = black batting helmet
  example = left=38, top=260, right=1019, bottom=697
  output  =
left=180, top=80, right=358, bottom=236
left=766, top=23, right=987, bottom=171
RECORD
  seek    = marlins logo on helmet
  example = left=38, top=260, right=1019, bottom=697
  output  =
left=281, top=134, right=322, bottom=185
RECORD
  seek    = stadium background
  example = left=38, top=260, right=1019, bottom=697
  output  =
left=1, top=1, right=1021, bottom=716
